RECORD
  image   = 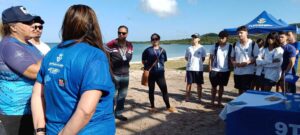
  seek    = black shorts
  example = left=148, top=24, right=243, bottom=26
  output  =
left=209, top=71, right=230, bottom=87
left=253, top=74, right=264, bottom=87
left=263, top=78, right=277, bottom=86
left=234, top=74, right=254, bottom=90
left=186, top=71, right=204, bottom=84
left=0, top=114, right=34, bottom=135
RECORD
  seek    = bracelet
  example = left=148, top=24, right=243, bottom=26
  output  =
left=36, top=128, right=46, bottom=133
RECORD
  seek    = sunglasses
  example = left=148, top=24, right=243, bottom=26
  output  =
left=118, top=32, right=127, bottom=35
left=151, top=38, right=159, bottom=41
left=32, top=25, right=43, bottom=30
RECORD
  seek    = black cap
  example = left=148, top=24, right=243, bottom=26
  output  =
left=191, top=33, right=200, bottom=38
left=2, top=6, right=38, bottom=24
left=33, top=16, right=44, bottom=24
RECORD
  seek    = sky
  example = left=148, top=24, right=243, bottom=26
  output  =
left=0, top=0, right=300, bottom=43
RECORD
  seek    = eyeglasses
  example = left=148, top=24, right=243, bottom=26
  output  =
left=118, top=32, right=127, bottom=35
left=32, top=25, right=43, bottom=30
left=151, top=38, right=159, bottom=41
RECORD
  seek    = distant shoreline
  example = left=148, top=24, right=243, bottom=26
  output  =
left=130, top=56, right=185, bottom=64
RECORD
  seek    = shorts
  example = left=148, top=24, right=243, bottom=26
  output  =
left=263, top=78, right=277, bottom=87
left=186, top=71, right=204, bottom=84
left=234, top=74, right=254, bottom=90
left=209, top=71, right=230, bottom=87
left=252, top=74, right=264, bottom=87
left=0, top=114, right=34, bottom=135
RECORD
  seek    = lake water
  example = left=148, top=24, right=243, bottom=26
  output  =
left=48, top=43, right=214, bottom=62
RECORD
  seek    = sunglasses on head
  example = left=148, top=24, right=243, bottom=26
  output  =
left=151, top=38, right=159, bottom=41
left=118, top=32, right=127, bottom=35
left=33, top=25, right=43, bottom=30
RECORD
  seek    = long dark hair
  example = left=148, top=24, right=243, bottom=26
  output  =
left=265, top=32, right=280, bottom=48
left=60, top=4, right=113, bottom=76
left=61, top=4, right=104, bottom=51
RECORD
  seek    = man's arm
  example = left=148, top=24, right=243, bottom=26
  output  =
left=23, top=61, right=41, bottom=79
left=285, top=57, right=296, bottom=73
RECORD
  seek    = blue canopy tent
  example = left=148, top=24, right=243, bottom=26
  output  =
left=224, top=11, right=299, bottom=35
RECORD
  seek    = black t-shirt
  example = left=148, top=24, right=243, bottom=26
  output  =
left=142, top=46, right=167, bottom=72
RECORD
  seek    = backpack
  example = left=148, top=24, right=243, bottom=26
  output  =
left=213, top=43, right=233, bottom=70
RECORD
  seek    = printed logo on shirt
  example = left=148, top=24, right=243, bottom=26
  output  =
left=56, top=53, right=63, bottom=62
left=44, top=75, right=51, bottom=83
left=48, top=67, right=60, bottom=74
left=58, top=78, right=65, bottom=87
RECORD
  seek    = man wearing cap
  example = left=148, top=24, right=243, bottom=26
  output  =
left=29, top=16, right=50, bottom=56
left=184, top=33, right=206, bottom=102
left=0, top=6, right=43, bottom=135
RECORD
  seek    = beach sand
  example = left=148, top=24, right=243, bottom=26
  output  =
left=115, top=58, right=300, bottom=135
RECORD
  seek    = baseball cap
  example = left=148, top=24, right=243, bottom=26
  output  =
left=2, top=6, right=38, bottom=24
left=33, top=16, right=45, bottom=24
left=191, top=33, right=200, bottom=38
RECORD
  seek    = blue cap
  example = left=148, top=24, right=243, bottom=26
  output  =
left=2, top=6, right=38, bottom=24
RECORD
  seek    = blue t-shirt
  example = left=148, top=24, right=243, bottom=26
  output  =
left=291, top=41, right=300, bottom=72
left=0, top=36, right=42, bottom=115
left=282, top=44, right=297, bottom=72
left=37, top=40, right=115, bottom=134
left=142, top=46, right=167, bottom=73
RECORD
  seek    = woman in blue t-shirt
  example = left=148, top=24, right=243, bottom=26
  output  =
left=31, top=5, right=115, bottom=135
left=0, top=6, right=43, bottom=135
left=142, top=33, right=177, bottom=113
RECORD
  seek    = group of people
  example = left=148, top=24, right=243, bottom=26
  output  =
left=0, top=4, right=178, bottom=135
left=184, top=26, right=299, bottom=107
left=0, top=4, right=299, bottom=135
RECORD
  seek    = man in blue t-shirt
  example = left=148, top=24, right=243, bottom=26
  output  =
left=287, top=31, right=300, bottom=73
left=279, top=31, right=297, bottom=93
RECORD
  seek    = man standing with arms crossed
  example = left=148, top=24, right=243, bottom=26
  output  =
left=106, top=25, right=133, bottom=121
left=231, top=26, right=259, bottom=95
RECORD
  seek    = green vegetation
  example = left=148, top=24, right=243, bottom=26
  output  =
left=133, top=23, right=300, bottom=45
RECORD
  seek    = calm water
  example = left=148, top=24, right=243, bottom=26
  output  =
left=48, top=43, right=214, bottom=62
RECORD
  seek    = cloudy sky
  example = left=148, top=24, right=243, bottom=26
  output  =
left=0, top=0, right=299, bottom=42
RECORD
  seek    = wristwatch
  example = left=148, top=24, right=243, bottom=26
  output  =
left=36, top=128, right=46, bottom=133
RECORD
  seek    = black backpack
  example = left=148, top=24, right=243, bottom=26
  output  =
left=213, top=43, right=233, bottom=70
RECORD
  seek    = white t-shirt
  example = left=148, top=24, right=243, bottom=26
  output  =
left=32, top=41, right=51, bottom=56
left=255, top=47, right=264, bottom=76
left=230, top=39, right=259, bottom=75
left=256, top=47, right=284, bottom=82
left=185, top=45, right=206, bottom=71
left=210, top=43, right=231, bottom=72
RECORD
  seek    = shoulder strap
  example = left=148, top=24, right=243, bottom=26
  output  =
left=233, top=42, right=236, bottom=58
left=251, top=41, right=255, bottom=57
left=214, top=43, right=219, bottom=56
left=148, top=48, right=164, bottom=71
left=228, top=44, right=233, bottom=67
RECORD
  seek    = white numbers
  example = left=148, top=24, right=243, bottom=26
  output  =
left=275, top=122, right=288, bottom=135
left=275, top=122, right=300, bottom=135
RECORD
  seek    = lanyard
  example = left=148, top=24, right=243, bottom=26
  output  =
left=118, top=44, right=127, bottom=61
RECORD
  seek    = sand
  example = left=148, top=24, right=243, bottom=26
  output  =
left=115, top=58, right=300, bottom=135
